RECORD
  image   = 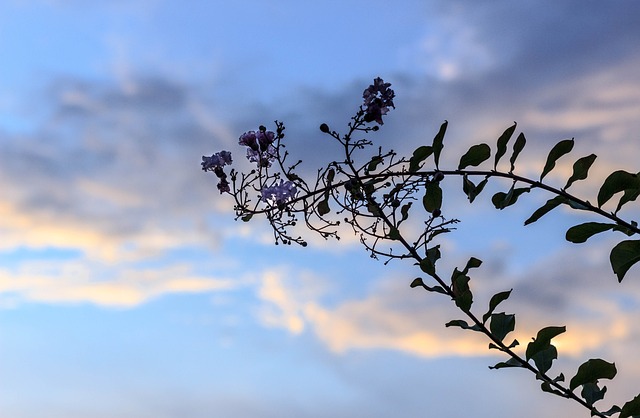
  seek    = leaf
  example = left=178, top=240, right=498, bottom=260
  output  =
left=494, top=122, right=517, bottom=170
left=540, top=138, right=574, bottom=181
left=423, top=181, right=443, bottom=214
left=483, top=289, right=513, bottom=324
left=451, top=271, right=473, bottom=312
left=400, top=202, right=412, bottom=222
left=564, top=154, right=597, bottom=190
left=610, top=239, right=640, bottom=282
left=410, top=278, right=423, bottom=288
left=426, top=245, right=442, bottom=265
left=489, top=357, right=523, bottom=370
left=462, top=257, right=482, bottom=273
left=387, top=226, right=400, bottom=240
left=569, top=358, right=617, bottom=392
left=458, top=143, right=491, bottom=170
left=620, top=394, right=640, bottom=418
left=241, top=214, right=253, bottom=222
left=581, top=382, right=607, bottom=406
left=489, top=312, right=515, bottom=342
left=432, top=121, right=448, bottom=169
left=317, top=199, right=330, bottom=216
left=616, top=188, right=640, bottom=214
left=367, top=156, right=384, bottom=173
left=566, top=222, right=616, bottom=243
left=462, top=175, right=488, bottom=203
left=526, top=326, right=566, bottom=362
left=597, top=170, right=640, bottom=209
left=524, top=196, right=567, bottom=225
left=409, top=146, right=433, bottom=172
left=492, top=185, right=530, bottom=210
left=409, top=278, right=448, bottom=294
left=601, top=406, right=623, bottom=417
left=509, top=132, right=526, bottom=173
left=445, top=319, right=481, bottom=331
left=419, top=258, right=436, bottom=277
left=541, top=381, right=566, bottom=398
left=531, top=345, right=558, bottom=374
left=326, top=168, right=335, bottom=183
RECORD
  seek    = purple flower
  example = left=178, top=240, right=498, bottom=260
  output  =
left=362, top=77, right=395, bottom=125
left=239, top=131, right=258, bottom=150
left=239, top=128, right=278, bottom=167
left=261, top=180, right=297, bottom=206
left=217, top=178, right=230, bottom=193
left=201, top=151, right=233, bottom=171
left=246, top=145, right=277, bottom=167
left=201, top=150, right=233, bottom=193
left=256, top=130, right=275, bottom=150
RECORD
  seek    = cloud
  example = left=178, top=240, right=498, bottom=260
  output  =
left=0, top=259, right=236, bottom=308
left=255, top=239, right=640, bottom=362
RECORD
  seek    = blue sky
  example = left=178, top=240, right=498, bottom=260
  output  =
left=1, top=1, right=640, bottom=417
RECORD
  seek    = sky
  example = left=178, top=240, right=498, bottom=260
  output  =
left=1, top=1, right=640, bottom=417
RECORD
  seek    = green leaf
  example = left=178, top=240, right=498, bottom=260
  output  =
left=419, top=258, right=435, bottom=277
left=540, top=138, right=574, bottom=181
left=367, top=156, right=384, bottom=173
left=241, top=214, right=253, bottom=222
left=597, top=170, right=640, bottom=209
left=564, top=154, right=597, bottom=190
left=540, top=381, right=566, bottom=398
left=326, top=168, right=335, bottom=183
left=526, top=326, right=566, bottom=361
left=483, top=289, right=513, bottom=324
left=489, top=357, right=523, bottom=370
left=569, top=358, right=617, bottom=392
left=432, top=121, right=448, bottom=169
left=409, top=146, right=433, bottom=172
left=531, top=345, right=558, bottom=374
left=509, top=132, right=526, bottom=173
left=387, top=226, right=400, bottom=240
left=451, top=271, right=473, bottom=312
left=581, top=382, right=607, bottom=406
left=458, top=143, right=491, bottom=170
left=492, top=185, right=530, bottom=210
left=524, top=196, right=567, bottom=225
left=445, top=319, right=481, bottom=331
left=610, top=239, right=640, bottom=282
left=400, top=202, right=412, bottom=222
left=426, top=245, right=441, bottom=264
left=462, top=175, right=488, bottom=203
left=616, top=188, right=640, bottom=214
left=423, top=181, right=443, bottom=213
left=317, top=199, right=330, bottom=216
left=489, top=313, right=515, bottom=342
left=494, top=122, right=517, bottom=170
left=410, top=277, right=448, bottom=294
left=410, top=278, right=423, bottom=288
left=566, top=222, right=616, bottom=243
left=601, top=406, right=623, bottom=417
left=620, top=394, right=640, bottom=418
left=462, top=257, right=482, bottom=274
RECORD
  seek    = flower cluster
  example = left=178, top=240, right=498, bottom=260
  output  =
left=239, top=126, right=277, bottom=167
left=201, top=151, right=233, bottom=193
left=260, top=180, right=297, bottom=207
left=362, top=77, right=395, bottom=125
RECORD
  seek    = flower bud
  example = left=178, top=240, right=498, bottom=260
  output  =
left=433, top=171, right=445, bottom=182
left=319, top=123, right=330, bottom=133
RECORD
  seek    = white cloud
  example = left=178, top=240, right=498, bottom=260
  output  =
left=0, top=260, right=237, bottom=308
left=253, top=241, right=640, bottom=364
